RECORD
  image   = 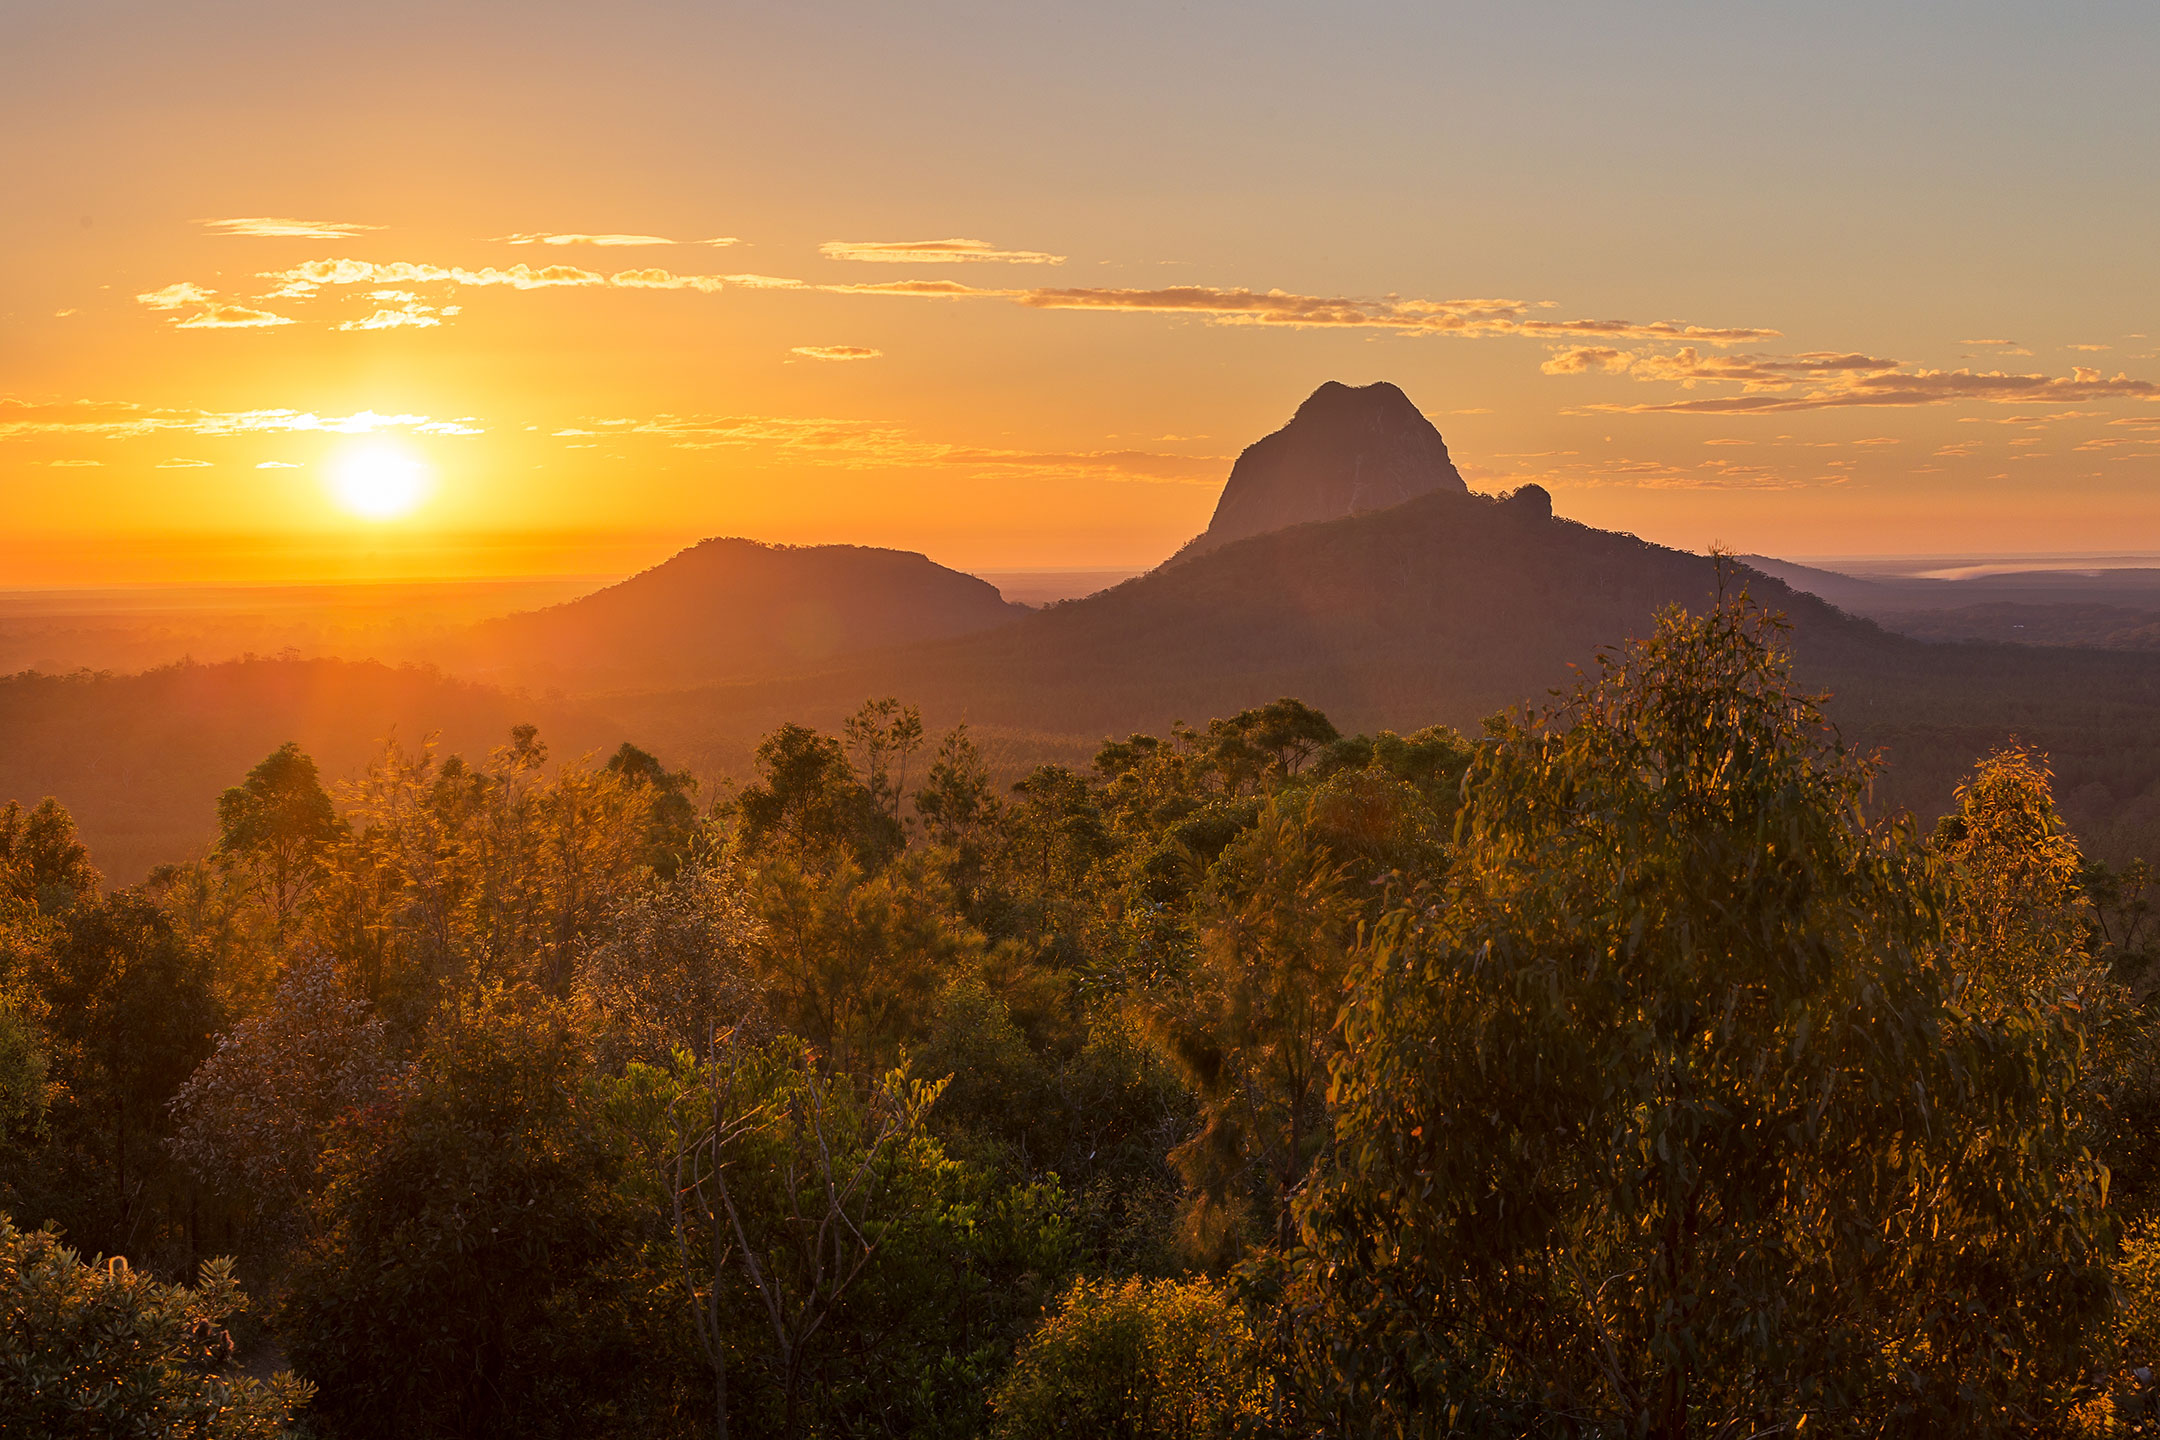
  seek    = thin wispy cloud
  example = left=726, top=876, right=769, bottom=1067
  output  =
left=201, top=217, right=382, bottom=240
left=137, top=281, right=293, bottom=328
left=256, top=460, right=303, bottom=468
left=790, top=345, right=883, bottom=361
left=587, top=411, right=1222, bottom=482
left=1013, top=286, right=1779, bottom=343
left=498, top=233, right=741, bottom=248
left=0, top=399, right=483, bottom=441
left=155, top=457, right=212, bottom=468
left=827, top=279, right=1017, bottom=297
left=1559, top=343, right=2160, bottom=413
left=820, top=239, right=1067, bottom=265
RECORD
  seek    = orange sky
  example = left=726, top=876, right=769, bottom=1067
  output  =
left=4, top=2, right=2157, bottom=586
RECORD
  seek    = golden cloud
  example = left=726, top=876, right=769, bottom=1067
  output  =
left=790, top=345, right=883, bottom=361
left=261, top=258, right=610, bottom=292
left=820, top=238, right=1066, bottom=265
left=138, top=281, right=216, bottom=309
left=176, top=304, right=295, bottom=330
left=201, top=217, right=382, bottom=239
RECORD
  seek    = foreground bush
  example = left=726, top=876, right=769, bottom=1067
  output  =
left=991, top=1275, right=1271, bottom=1439
left=0, top=1214, right=310, bottom=1437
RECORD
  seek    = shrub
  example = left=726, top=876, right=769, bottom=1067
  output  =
left=0, top=1214, right=310, bottom=1437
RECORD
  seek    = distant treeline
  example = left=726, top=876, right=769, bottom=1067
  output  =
left=3, top=595, right=2159, bottom=1435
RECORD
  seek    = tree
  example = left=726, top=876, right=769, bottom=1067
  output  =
left=283, top=988, right=641, bottom=1439
left=1154, top=795, right=1359, bottom=1258
left=215, top=741, right=343, bottom=942
left=605, top=741, right=701, bottom=877
left=34, top=892, right=222, bottom=1257
left=0, top=797, right=100, bottom=915
left=700, top=1044, right=944, bottom=1440
left=990, top=1276, right=1271, bottom=1440
left=0, top=1215, right=311, bottom=1438
left=1283, top=593, right=2115, bottom=1437
left=167, top=950, right=395, bottom=1230
left=748, top=849, right=975, bottom=1075
left=575, top=854, right=764, bottom=1069
left=736, top=722, right=900, bottom=868
left=843, top=697, right=925, bottom=824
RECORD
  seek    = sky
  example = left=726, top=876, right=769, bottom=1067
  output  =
left=3, top=0, right=2157, bottom=585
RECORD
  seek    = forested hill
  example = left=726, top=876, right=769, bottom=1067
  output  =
left=628, top=484, right=1887, bottom=748
left=623, top=484, right=2160, bottom=861
left=0, top=659, right=617, bottom=884
left=463, top=536, right=1023, bottom=692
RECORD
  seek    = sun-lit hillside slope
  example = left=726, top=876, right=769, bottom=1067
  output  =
left=462, top=537, right=1024, bottom=692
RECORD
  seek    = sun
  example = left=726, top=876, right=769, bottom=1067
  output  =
left=330, top=444, right=429, bottom=519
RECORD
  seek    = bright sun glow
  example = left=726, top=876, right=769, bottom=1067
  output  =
left=330, top=445, right=429, bottom=519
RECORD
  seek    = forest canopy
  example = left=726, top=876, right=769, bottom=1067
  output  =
left=3, top=592, right=2158, bottom=1437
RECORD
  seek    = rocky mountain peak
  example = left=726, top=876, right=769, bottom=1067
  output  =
left=1172, top=380, right=1467, bottom=561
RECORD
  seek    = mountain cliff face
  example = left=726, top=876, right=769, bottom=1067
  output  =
left=1172, top=380, right=1467, bottom=561
left=467, top=538, right=1022, bottom=691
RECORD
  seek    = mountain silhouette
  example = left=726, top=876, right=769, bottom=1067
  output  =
left=618, top=485, right=2160, bottom=862
left=1171, top=380, right=1467, bottom=561
left=466, top=537, right=1022, bottom=691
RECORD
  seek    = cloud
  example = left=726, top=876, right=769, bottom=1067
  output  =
left=497, top=232, right=742, bottom=248
left=825, top=279, right=1018, bottom=297
left=137, top=282, right=216, bottom=310
left=201, top=217, right=381, bottom=240
left=820, top=238, right=1066, bottom=265
left=176, top=304, right=294, bottom=329
left=592, top=411, right=1222, bottom=481
left=156, top=457, right=212, bottom=468
left=1541, top=346, right=1635, bottom=375
left=47, top=459, right=102, bottom=467
left=500, top=233, right=674, bottom=247
left=608, top=268, right=730, bottom=292
left=337, top=293, right=460, bottom=330
left=261, top=258, right=610, bottom=293
left=1560, top=344, right=2160, bottom=415
left=260, top=258, right=794, bottom=301
left=137, top=283, right=293, bottom=328
left=1464, top=454, right=1818, bottom=492
left=1015, top=287, right=1779, bottom=342
left=243, top=254, right=1779, bottom=356
left=256, top=460, right=302, bottom=468
left=2068, top=343, right=2113, bottom=352
left=0, top=399, right=484, bottom=441
left=790, top=345, right=883, bottom=361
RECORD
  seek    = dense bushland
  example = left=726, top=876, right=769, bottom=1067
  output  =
left=4, top=591, right=2158, bottom=1436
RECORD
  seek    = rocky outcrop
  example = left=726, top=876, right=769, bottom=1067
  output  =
left=1171, top=380, right=1466, bottom=561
